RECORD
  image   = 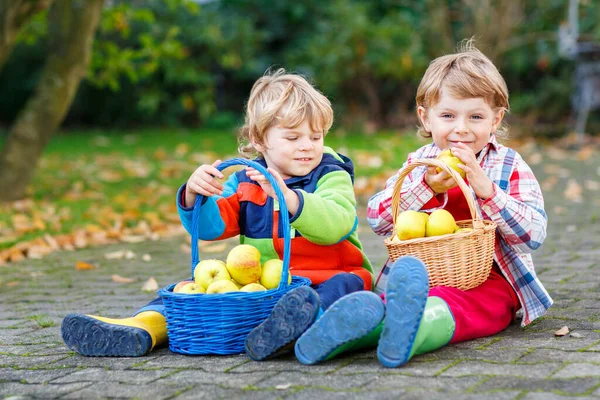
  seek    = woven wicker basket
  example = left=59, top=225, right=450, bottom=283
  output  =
left=158, top=158, right=311, bottom=355
left=383, top=158, right=497, bottom=290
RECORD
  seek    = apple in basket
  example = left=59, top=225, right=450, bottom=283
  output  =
left=194, top=259, right=231, bottom=290
left=206, top=279, right=240, bottom=294
left=173, top=280, right=194, bottom=292
left=174, top=281, right=206, bottom=294
left=436, top=149, right=466, bottom=179
left=240, top=283, right=267, bottom=292
left=425, top=209, right=458, bottom=237
left=226, top=244, right=262, bottom=285
left=259, top=259, right=291, bottom=290
left=395, top=210, right=429, bottom=240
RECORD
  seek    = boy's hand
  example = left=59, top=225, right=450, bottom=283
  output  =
left=450, top=142, right=494, bottom=200
left=184, top=160, right=224, bottom=207
left=425, top=167, right=457, bottom=195
left=246, top=167, right=300, bottom=215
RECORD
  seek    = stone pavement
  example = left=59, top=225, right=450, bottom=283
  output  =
left=1, top=146, right=599, bottom=399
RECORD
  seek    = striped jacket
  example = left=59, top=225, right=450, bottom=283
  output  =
left=367, top=135, right=553, bottom=326
left=178, top=147, right=374, bottom=290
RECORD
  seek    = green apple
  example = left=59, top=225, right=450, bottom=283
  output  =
left=260, top=259, right=291, bottom=290
left=395, top=210, right=429, bottom=240
left=206, top=279, right=239, bottom=294
left=240, top=282, right=267, bottom=292
left=225, top=244, right=262, bottom=285
left=177, top=282, right=206, bottom=294
left=436, top=149, right=466, bottom=179
left=425, top=209, right=458, bottom=237
left=194, top=259, right=231, bottom=290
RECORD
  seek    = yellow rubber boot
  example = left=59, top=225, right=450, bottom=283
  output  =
left=61, top=311, right=167, bottom=357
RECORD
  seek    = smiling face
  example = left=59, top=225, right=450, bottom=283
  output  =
left=418, top=88, right=505, bottom=154
left=252, top=119, right=324, bottom=179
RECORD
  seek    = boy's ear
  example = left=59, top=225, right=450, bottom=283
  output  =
left=249, top=134, right=266, bottom=153
left=417, top=106, right=430, bottom=132
left=491, top=109, right=505, bottom=132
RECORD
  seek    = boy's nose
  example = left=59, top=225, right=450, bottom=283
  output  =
left=298, top=138, right=314, bottom=151
left=453, top=118, right=469, bottom=133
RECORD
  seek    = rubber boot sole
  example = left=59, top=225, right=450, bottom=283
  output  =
left=377, top=256, right=429, bottom=368
left=61, top=314, right=152, bottom=357
left=244, top=286, right=320, bottom=361
left=295, top=291, right=385, bottom=365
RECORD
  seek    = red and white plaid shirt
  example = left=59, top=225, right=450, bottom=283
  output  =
left=367, top=135, right=553, bottom=326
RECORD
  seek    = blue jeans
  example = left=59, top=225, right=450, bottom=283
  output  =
left=135, top=272, right=365, bottom=316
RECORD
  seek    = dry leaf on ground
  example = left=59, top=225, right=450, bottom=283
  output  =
left=199, top=242, right=228, bottom=253
left=75, top=261, right=96, bottom=270
left=112, top=274, right=136, bottom=283
left=554, top=326, right=569, bottom=336
left=141, top=276, right=159, bottom=292
left=105, top=250, right=126, bottom=260
left=563, top=180, right=583, bottom=203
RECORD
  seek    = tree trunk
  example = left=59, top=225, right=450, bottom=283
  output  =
left=0, top=0, right=103, bottom=202
left=0, top=0, right=54, bottom=72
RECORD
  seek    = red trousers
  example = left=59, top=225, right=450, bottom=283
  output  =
left=430, top=264, right=521, bottom=344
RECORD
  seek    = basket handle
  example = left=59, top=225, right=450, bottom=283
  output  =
left=391, top=158, right=484, bottom=230
left=190, top=158, right=291, bottom=290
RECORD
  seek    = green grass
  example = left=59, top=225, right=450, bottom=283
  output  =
left=1, top=128, right=423, bottom=250
left=26, top=314, right=56, bottom=328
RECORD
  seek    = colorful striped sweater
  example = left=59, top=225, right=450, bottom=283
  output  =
left=177, top=147, right=374, bottom=290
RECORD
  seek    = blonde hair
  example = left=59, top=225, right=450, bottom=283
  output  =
left=416, top=39, right=510, bottom=138
left=238, top=68, right=334, bottom=158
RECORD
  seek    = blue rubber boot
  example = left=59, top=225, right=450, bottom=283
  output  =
left=61, top=312, right=166, bottom=357
left=245, top=286, right=321, bottom=361
left=294, top=291, right=385, bottom=365
left=377, top=256, right=431, bottom=368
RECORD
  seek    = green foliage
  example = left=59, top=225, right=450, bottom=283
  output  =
left=0, top=0, right=599, bottom=135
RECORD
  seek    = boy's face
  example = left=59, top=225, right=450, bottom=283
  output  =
left=417, top=89, right=504, bottom=154
left=252, top=119, right=324, bottom=180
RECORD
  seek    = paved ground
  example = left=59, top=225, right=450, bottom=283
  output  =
left=1, top=144, right=599, bottom=399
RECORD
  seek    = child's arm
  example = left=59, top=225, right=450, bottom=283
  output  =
left=290, top=170, right=358, bottom=245
left=367, top=151, right=440, bottom=236
left=177, top=172, right=242, bottom=240
left=246, top=166, right=358, bottom=245
left=478, top=157, right=547, bottom=253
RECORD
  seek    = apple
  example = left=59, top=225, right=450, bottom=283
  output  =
left=259, top=259, right=291, bottom=290
left=177, top=282, right=206, bottom=294
left=194, top=259, right=231, bottom=290
left=206, top=279, right=239, bottom=294
left=225, top=244, right=262, bottom=285
left=436, top=149, right=466, bottom=179
left=173, top=280, right=194, bottom=293
left=240, top=282, right=267, bottom=292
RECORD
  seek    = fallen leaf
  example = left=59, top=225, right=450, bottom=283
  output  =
left=112, top=274, right=136, bottom=283
left=527, top=153, right=543, bottom=165
left=199, top=242, right=228, bottom=253
left=121, top=235, right=146, bottom=243
left=275, top=384, right=292, bottom=390
left=552, top=206, right=567, bottom=215
left=105, top=250, right=126, bottom=260
left=584, top=180, right=600, bottom=191
left=180, top=243, right=191, bottom=254
left=563, top=180, right=582, bottom=203
left=554, top=326, right=569, bottom=336
left=75, top=261, right=96, bottom=271
left=142, top=254, right=152, bottom=262
left=141, top=276, right=159, bottom=292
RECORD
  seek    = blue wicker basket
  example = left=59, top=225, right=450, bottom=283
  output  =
left=158, top=158, right=311, bottom=355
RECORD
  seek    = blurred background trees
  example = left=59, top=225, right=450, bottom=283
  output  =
left=1, top=0, right=599, bottom=134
